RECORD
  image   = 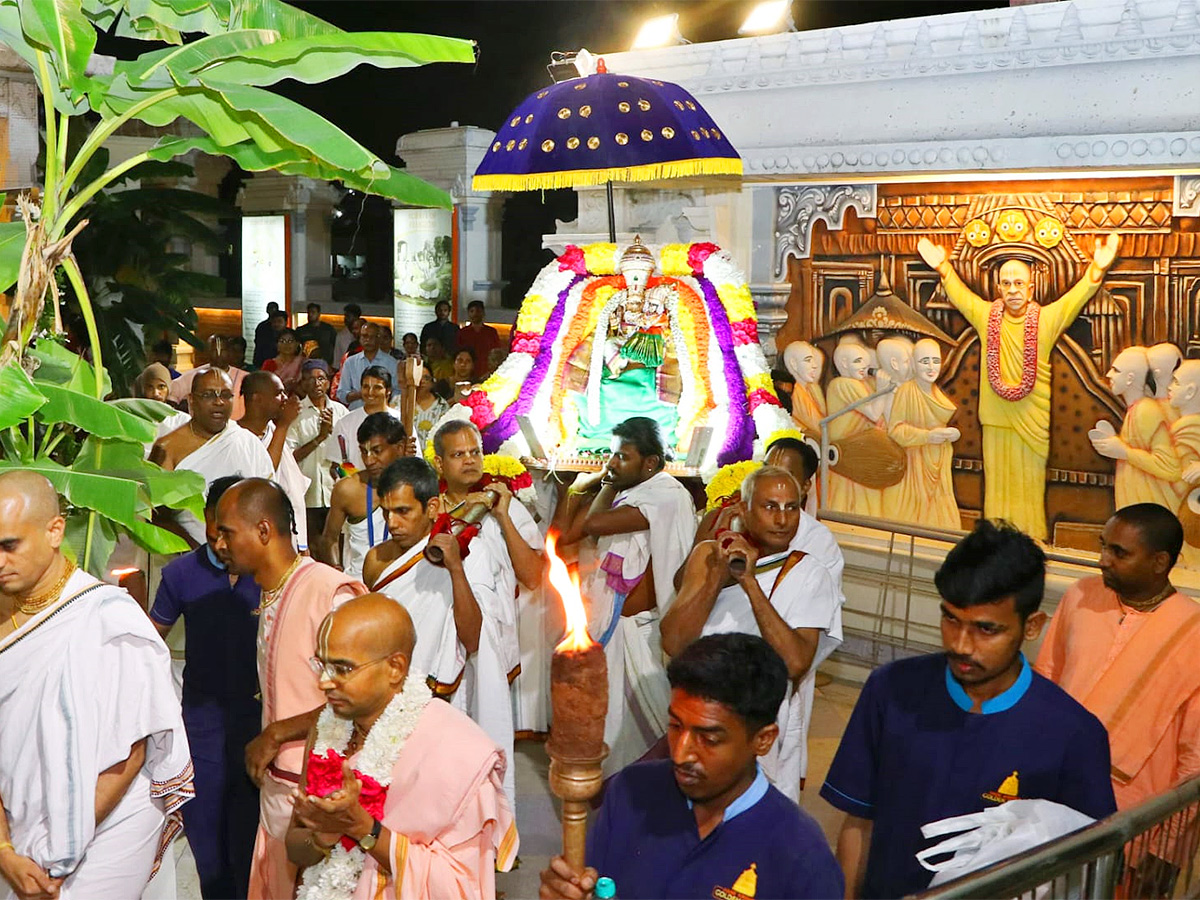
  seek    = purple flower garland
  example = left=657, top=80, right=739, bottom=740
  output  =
left=695, top=275, right=754, bottom=465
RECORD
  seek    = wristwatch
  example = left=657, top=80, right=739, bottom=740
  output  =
left=358, top=817, right=382, bottom=851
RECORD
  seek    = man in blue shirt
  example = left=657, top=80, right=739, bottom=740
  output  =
left=540, top=633, right=843, bottom=900
left=820, top=520, right=1117, bottom=899
left=151, top=475, right=263, bottom=900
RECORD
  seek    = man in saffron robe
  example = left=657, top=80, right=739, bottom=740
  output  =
left=1091, top=346, right=1183, bottom=514
left=286, top=594, right=517, bottom=899
left=826, top=339, right=884, bottom=518
left=0, top=472, right=193, bottom=900
left=918, top=234, right=1120, bottom=540
left=886, top=338, right=961, bottom=530
left=1169, top=361, right=1200, bottom=568
left=215, top=478, right=366, bottom=900
left=1036, top=504, right=1200, bottom=894
left=782, top=341, right=826, bottom=438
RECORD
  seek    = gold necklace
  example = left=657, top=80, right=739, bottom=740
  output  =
left=1121, top=582, right=1176, bottom=614
left=255, top=554, right=303, bottom=617
left=17, top=559, right=76, bottom=616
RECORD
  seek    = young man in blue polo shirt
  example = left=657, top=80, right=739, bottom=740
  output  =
left=820, top=520, right=1117, bottom=899
left=540, top=633, right=842, bottom=900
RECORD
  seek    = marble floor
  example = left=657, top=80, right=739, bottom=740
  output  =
left=173, top=676, right=861, bottom=899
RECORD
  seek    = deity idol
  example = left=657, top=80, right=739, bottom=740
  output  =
left=917, top=234, right=1120, bottom=541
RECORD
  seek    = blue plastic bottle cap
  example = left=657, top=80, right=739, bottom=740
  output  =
left=594, top=876, right=616, bottom=899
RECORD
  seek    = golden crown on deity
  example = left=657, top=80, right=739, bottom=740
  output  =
left=951, top=196, right=1088, bottom=270
left=619, top=235, right=656, bottom=272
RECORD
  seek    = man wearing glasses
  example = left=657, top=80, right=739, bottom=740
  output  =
left=150, top=368, right=274, bottom=548
left=213, top=477, right=367, bottom=900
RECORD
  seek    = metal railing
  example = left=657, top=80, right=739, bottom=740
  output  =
left=913, top=774, right=1200, bottom=899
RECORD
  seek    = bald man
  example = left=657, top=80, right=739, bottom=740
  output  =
left=781, top=341, right=826, bottom=438
left=285, top=595, right=517, bottom=897
left=238, top=371, right=310, bottom=552
left=214, top=478, right=366, bottom=900
left=151, top=367, right=274, bottom=547
left=1148, top=342, right=1183, bottom=424
left=826, top=338, right=884, bottom=518
left=169, top=334, right=248, bottom=417
left=0, top=472, right=192, bottom=900
left=1170, top=362, right=1200, bottom=568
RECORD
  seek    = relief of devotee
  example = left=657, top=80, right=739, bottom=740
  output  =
left=782, top=340, right=826, bottom=439
left=826, top=338, right=886, bottom=518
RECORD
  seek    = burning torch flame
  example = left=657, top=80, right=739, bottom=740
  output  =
left=544, top=531, right=594, bottom=652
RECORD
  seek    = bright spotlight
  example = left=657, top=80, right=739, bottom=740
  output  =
left=632, top=13, right=686, bottom=50
left=739, top=0, right=795, bottom=35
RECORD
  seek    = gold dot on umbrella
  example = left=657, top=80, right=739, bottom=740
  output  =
left=638, top=99, right=651, bottom=111
left=701, top=127, right=711, bottom=139
left=537, top=90, right=548, bottom=99
left=574, top=83, right=586, bottom=90
left=662, top=127, right=675, bottom=139
left=640, top=129, right=653, bottom=141
left=618, top=81, right=629, bottom=88
left=510, top=116, right=520, bottom=127
left=558, top=107, right=571, bottom=119
left=618, top=101, right=630, bottom=113
left=588, top=136, right=600, bottom=149
left=615, top=133, right=629, bottom=145
left=518, top=138, right=528, bottom=150
left=686, top=100, right=696, bottom=110
left=712, top=129, right=722, bottom=140
left=652, top=80, right=664, bottom=86
left=525, top=114, right=534, bottom=124
left=567, top=136, right=580, bottom=149
left=579, top=105, right=592, bottom=118
left=674, top=100, right=685, bottom=110
left=492, top=141, right=501, bottom=152
left=542, top=139, right=555, bottom=152
left=691, top=130, right=701, bottom=140
left=506, top=139, right=515, bottom=151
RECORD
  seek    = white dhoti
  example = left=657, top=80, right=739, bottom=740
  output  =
left=175, top=424, right=275, bottom=544
left=254, top=421, right=312, bottom=551
left=0, top=572, right=193, bottom=900
left=342, top=504, right=386, bottom=581
left=700, top=543, right=844, bottom=802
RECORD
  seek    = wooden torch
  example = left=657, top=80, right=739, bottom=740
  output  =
left=544, top=531, right=609, bottom=870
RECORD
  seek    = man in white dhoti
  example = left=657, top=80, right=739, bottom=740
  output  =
left=150, top=367, right=274, bottom=547
left=0, top=472, right=193, bottom=900
left=558, top=417, right=698, bottom=774
left=662, top=465, right=844, bottom=802
left=364, top=458, right=519, bottom=808
left=431, top=420, right=548, bottom=734
left=239, top=371, right=313, bottom=552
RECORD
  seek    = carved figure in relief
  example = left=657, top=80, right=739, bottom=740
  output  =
left=1168, top=361, right=1200, bottom=569
left=884, top=339, right=962, bottom=530
left=917, top=234, right=1120, bottom=540
left=874, top=335, right=915, bottom=422
left=1147, top=342, right=1183, bottom=424
left=826, top=338, right=884, bottom=518
left=782, top=340, right=826, bottom=438
left=1091, top=346, right=1183, bottom=515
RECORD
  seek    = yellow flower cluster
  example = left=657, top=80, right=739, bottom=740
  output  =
left=658, top=244, right=691, bottom=277
left=582, top=243, right=618, bottom=274
left=764, top=427, right=808, bottom=448
left=483, top=454, right=528, bottom=478
left=745, top=371, right=774, bottom=394
left=482, top=370, right=523, bottom=413
left=705, top=460, right=762, bottom=511
left=718, top=283, right=756, bottom=321
left=516, top=292, right=554, bottom=332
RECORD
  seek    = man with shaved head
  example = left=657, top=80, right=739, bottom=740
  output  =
left=284, top=595, right=517, bottom=897
left=168, top=333, right=248, bottom=417
left=663, top=466, right=843, bottom=802
left=0, top=472, right=192, bottom=899
left=239, top=370, right=310, bottom=552
left=214, top=477, right=366, bottom=900
left=151, top=366, right=274, bottom=547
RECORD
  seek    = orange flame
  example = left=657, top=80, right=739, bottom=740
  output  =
left=545, top=531, right=595, bottom=652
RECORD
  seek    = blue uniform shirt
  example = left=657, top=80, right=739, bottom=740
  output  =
left=820, top=653, right=1116, bottom=899
left=589, top=760, right=843, bottom=900
left=150, top=545, right=261, bottom=705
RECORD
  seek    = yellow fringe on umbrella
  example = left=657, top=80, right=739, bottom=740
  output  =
left=472, top=157, right=743, bottom=192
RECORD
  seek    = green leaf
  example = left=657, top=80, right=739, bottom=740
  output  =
left=16, top=0, right=97, bottom=96
left=226, top=0, right=340, bottom=39
left=121, top=515, right=191, bottom=554
left=107, top=397, right=180, bottom=423
left=0, top=361, right=47, bottom=429
left=0, top=2, right=86, bottom=113
left=0, top=220, right=26, bottom=294
left=116, top=28, right=279, bottom=85
left=36, top=381, right=156, bottom=442
left=29, top=339, right=111, bottom=395
left=189, top=31, right=475, bottom=87
left=63, top=511, right=116, bottom=575
left=75, top=434, right=204, bottom=514
left=0, top=457, right=144, bottom=526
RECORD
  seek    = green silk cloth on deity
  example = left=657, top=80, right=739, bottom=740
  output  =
left=574, top=364, right=679, bottom=451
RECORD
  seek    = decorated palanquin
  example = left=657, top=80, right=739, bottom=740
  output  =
left=461, top=240, right=793, bottom=469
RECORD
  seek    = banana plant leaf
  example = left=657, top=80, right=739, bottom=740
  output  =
left=0, top=220, right=25, bottom=294
left=112, top=0, right=338, bottom=44
left=15, top=0, right=96, bottom=96
left=36, top=381, right=156, bottom=442
left=0, top=2, right=88, bottom=113
left=0, top=458, right=144, bottom=526
left=75, top=434, right=204, bottom=515
left=0, top=361, right=47, bottom=429
left=63, top=511, right=116, bottom=572
left=107, top=396, right=179, bottom=422
left=29, top=338, right=111, bottom=396
left=120, top=514, right=191, bottom=554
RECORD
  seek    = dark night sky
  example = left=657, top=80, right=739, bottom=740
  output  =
left=284, top=0, right=1009, bottom=165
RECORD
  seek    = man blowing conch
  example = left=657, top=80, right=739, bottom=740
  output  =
left=0, top=472, right=192, bottom=900
left=286, top=594, right=518, bottom=900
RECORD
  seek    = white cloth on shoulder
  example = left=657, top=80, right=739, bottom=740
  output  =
left=252, top=420, right=312, bottom=552
left=175, top=424, right=274, bottom=544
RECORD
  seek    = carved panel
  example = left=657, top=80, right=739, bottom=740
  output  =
left=774, top=184, right=877, bottom=277
left=1173, top=175, right=1200, bottom=217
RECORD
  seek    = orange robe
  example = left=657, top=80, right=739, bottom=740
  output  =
left=826, top=376, right=883, bottom=518
left=1035, top=576, right=1200, bottom=812
left=1115, top=397, right=1184, bottom=514
left=248, top=559, right=366, bottom=900
left=886, top=380, right=960, bottom=530
left=790, top=382, right=826, bottom=438
left=1172, top=413, right=1200, bottom=569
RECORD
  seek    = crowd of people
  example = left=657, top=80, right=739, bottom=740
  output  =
left=2, top=299, right=1200, bottom=900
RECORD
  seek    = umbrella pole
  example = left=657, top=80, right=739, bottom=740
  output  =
left=606, top=180, right=616, bottom=244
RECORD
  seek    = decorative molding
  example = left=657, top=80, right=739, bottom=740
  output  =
left=774, top=184, right=877, bottom=276
left=1174, top=174, right=1200, bottom=216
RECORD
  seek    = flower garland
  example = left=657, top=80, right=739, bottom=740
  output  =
left=986, top=300, right=1040, bottom=401
left=295, top=675, right=431, bottom=900
left=705, top=460, right=762, bottom=511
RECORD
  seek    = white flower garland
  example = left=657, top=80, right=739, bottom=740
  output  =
left=295, top=675, right=432, bottom=900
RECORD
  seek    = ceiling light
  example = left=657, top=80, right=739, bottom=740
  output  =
left=632, top=13, right=686, bottom=50
left=739, top=0, right=795, bottom=35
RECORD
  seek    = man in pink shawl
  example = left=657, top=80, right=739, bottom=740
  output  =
left=215, top=478, right=366, bottom=900
left=286, top=594, right=518, bottom=900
